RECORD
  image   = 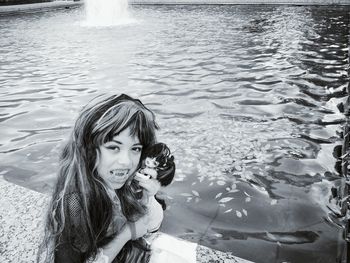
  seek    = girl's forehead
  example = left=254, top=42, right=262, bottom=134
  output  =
left=111, top=127, right=140, bottom=144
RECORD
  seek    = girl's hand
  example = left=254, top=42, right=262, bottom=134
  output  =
left=128, top=215, right=148, bottom=240
left=141, top=167, right=157, bottom=178
left=134, top=172, right=161, bottom=197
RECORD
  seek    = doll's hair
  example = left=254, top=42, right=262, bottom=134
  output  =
left=143, top=142, right=175, bottom=187
left=38, top=94, right=158, bottom=262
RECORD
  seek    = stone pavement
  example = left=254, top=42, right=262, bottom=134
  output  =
left=0, top=0, right=82, bottom=14
left=0, top=179, right=253, bottom=263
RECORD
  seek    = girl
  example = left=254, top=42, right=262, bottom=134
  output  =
left=38, top=94, right=164, bottom=263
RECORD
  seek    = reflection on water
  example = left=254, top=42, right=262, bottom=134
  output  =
left=212, top=228, right=320, bottom=244
left=0, top=5, right=349, bottom=263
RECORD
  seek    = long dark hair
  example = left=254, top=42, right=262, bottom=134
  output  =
left=38, top=94, right=158, bottom=262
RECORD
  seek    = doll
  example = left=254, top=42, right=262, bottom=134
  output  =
left=137, top=142, right=175, bottom=187
left=133, top=143, right=175, bottom=233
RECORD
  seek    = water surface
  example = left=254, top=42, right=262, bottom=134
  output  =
left=0, top=5, right=349, bottom=263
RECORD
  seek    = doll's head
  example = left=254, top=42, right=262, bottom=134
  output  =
left=142, top=143, right=175, bottom=187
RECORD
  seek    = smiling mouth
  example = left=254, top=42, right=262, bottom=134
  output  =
left=110, top=169, right=129, bottom=177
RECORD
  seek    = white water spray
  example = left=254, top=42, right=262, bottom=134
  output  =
left=85, top=0, right=133, bottom=26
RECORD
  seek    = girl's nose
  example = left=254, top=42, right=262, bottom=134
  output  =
left=117, top=150, right=131, bottom=166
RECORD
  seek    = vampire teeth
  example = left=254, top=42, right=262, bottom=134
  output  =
left=110, top=169, right=129, bottom=177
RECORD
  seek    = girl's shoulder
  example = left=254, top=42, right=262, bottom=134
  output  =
left=64, top=191, right=84, bottom=218
left=64, top=191, right=82, bottom=202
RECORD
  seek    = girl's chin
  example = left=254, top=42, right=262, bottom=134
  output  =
left=111, top=182, right=125, bottom=189
left=108, top=178, right=129, bottom=189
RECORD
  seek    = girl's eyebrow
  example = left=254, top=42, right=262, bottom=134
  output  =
left=111, top=140, right=142, bottom=146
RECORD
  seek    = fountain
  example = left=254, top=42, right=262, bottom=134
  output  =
left=85, top=0, right=133, bottom=26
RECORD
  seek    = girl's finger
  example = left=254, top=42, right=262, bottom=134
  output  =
left=134, top=174, right=151, bottom=182
left=138, top=180, right=160, bottom=196
left=137, top=181, right=152, bottom=190
left=142, top=168, right=157, bottom=178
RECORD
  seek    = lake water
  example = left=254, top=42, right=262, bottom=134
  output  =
left=0, top=4, right=349, bottom=263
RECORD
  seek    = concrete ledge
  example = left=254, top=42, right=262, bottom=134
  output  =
left=0, top=0, right=82, bottom=13
left=0, top=179, right=48, bottom=263
left=0, top=179, right=253, bottom=262
left=0, top=0, right=52, bottom=6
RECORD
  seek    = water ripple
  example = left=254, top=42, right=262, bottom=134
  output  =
left=0, top=5, right=348, bottom=262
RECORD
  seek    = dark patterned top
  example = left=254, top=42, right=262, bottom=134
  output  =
left=54, top=190, right=127, bottom=263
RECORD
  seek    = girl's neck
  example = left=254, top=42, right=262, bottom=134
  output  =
left=103, top=183, right=118, bottom=200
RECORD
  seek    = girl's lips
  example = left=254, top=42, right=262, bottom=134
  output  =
left=108, top=171, right=129, bottom=186
left=110, top=169, right=129, bottom=177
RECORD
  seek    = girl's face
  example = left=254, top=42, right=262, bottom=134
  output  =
left=96, top=127, right=143, bottom=189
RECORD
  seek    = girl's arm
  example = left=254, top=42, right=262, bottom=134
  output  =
left=55, top=217, right=148, bottom=263
left=92, top=182, right=164, bottom=263
left=55, top=193, right=148, bottom=263
left=89, top=225, right=131, bottom=263
left=133, top=175, right=164, bottom=233
left=90, top=216, right=149, bottom=263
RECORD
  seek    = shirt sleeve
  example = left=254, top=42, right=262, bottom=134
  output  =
left=55, top=237, right=84, bottom=263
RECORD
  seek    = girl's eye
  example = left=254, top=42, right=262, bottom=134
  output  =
left=132, top=147, right=142, bottom=153
left=106, top=145, right=120, bottom=151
